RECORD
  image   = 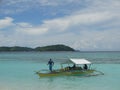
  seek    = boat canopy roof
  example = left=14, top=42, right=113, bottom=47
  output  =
left=70, top=58, right=91, bottom=65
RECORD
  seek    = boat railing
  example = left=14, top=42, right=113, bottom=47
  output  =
left=60, top=66, right=91, bottom=72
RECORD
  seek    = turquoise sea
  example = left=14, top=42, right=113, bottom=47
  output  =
left=0, top=51, right=120, bottom=90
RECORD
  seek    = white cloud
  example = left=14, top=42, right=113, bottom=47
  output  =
left=72, top=29, right=120, bottom=51
left=0, top=17, right=14, bottom=29
left=0, top=9, right=118, bottom=36
left=9, top=11, right=112, bottom=36
left=16, top=22, right=32, bottom=28
left=14, top=22, right=48, bottom=35
left=16, top=27, right=48, bottom=35
left=37, top=11, right=117, bottom=34
left=0, top=17, right=48, bottom=35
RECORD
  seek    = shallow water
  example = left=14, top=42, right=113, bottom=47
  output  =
left=0, top=52, right=120, bottom=90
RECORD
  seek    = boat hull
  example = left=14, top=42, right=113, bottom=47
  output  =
left=36, top=69, right=95, bottom=77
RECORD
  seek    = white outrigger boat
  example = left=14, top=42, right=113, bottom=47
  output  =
left=36, top=58, right=103, bottom=77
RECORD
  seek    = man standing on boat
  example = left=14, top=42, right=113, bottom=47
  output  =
left=47, top=58, right=54, bottom=72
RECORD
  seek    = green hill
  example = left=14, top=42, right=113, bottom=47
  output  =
left=0, top=45, right=75, bottom=51
left=0, top=46, right=33, bottom=51
left=35, top=44, right=75, bottom=51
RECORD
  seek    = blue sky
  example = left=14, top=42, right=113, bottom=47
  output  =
left=0, top=0, right=120, bottom=51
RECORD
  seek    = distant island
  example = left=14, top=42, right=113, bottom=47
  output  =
left=0, top=44, right=75, bottom=51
